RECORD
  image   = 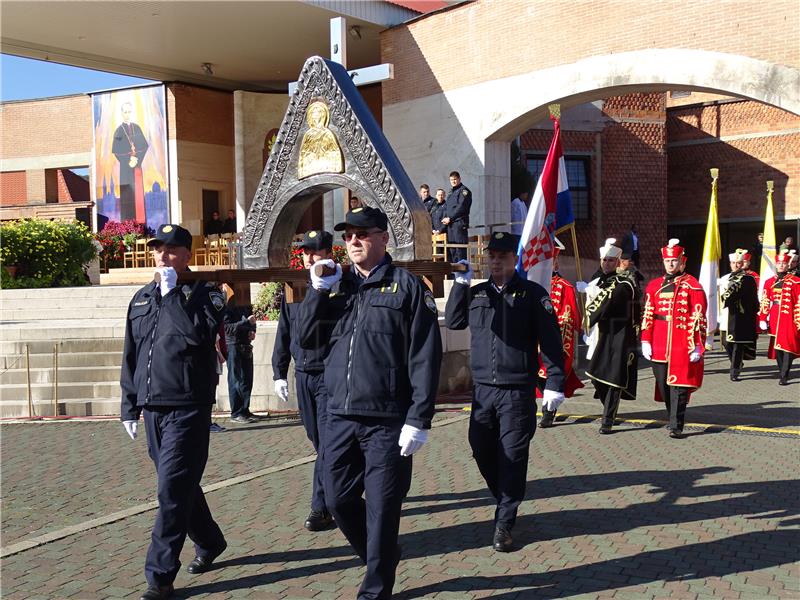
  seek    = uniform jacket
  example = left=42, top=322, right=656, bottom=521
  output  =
left=430, top=202, right=447, bottom=233
left=759, top=274, right=800, bottom=357
left=296, top=255, right=442, bottom=429
left=272, top=295, right=329, bottom=378
left=537, top=273, right=584, bottom=397
left=585, top=271, right=641, bottom=399
left=120, top=279, right=226, bottom=421
left=444, top=184, right=472, bottom=242
left=445, top=272, right=565, bottom=391
left=641, top=273, right=707, bottom=398
left=720, top=270, right=759, bottom=343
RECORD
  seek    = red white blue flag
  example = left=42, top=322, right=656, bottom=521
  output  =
left=516, top=116, right=574, bottom=293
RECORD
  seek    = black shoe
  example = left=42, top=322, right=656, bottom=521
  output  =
left=669, top=429, right=685, bottom=439
left=779, top=377, right=788, bottom=386
left=244, top=411, right=268, bottom=420
left=186, top=542, right=227, bottom=574
left=730, top=370, right=740, bottom=382
left=304, top=510, right=334, bottom=531
left=599, top=423, right=613, bottom=434
left=493, top=526, right=513, bottom=552
left=539, top=410, right=556, bottom=428
left=230, top=415, right=256, bottom=424
left=139, top=584, right=174, bottom=600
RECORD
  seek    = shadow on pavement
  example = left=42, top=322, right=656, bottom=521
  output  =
left=620, top=400, right=799, bottom=428
left=393, top=529, right=799, bottom=599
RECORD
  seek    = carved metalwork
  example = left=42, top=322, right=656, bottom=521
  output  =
left=242, top=56, right=428, bottom=268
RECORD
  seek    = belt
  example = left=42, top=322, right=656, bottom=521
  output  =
left=654, top=314, right=672, bottom=321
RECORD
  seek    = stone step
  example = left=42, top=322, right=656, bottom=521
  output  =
left=0, top=285, right=139, bottom=300
left=0, top=365, right=121, bottom=385
left=0, top=351, right=123, bottom=370
left=1, top=296, right=133, bottom=310
left=2, top=307, right=128, bottom=321
left=0, top=381, right=120, bottom=402
left=0, top=320, right=125, bottom=341
left=0, top=398, right=121, bottom=418
left=0, top=339, right=125, bottom=356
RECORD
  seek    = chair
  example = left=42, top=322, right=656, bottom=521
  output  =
left=432, top=232, right=447, bottom=262
left=468, top=235, right=488, bottom=278
left=191, top=235, right=207, bottom=266
left=134, top=238, right=150, bottom=268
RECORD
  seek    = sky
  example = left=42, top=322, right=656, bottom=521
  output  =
left=1, top=54, right=154, bottom=102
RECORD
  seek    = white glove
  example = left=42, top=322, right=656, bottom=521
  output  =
left=689, top=345, right=702, bottom=363
left=575, top=281, right=589, bottom=293
left=641, top=341, right=652, bottom=361
left=273, top=379, right=289, bottom=402
left=582, top=333, right=590, bottom=345
left=310, top=259, right=342, bottom=291
left=759, top=320, right=768, bottom=331
left=155, top=266, right=177, bottom=296
left=585, top=284, right=600, bottom=298
left=541, top=389, right=565, bottom=412
left=122, top=420, right=138, bottom=440
left=398, top=424, right=429, bottom=457
left=454, top=259, right=472, bottom=286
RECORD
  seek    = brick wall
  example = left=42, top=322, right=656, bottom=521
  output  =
left=0, top=95, right=91, bottom=158
left=168, top=84, right=234, bottom=145
left=0, top=171, right=26, bottom=206
left=57, top=169, right=90, bottom=203
left=667, top=100, right=800, bottom=224
left=381, top=0, right=798, bottom=106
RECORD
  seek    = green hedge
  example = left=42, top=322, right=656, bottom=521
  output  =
left=0, top=219, right=98, bottom=289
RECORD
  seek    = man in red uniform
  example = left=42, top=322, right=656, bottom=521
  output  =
left=641, top=239, right=707, bottom=439
left=742, top=250, right=760, bottom=289
left=538, top=240, right=584, bottom=428
left=758, top=250, right=800, bottom=385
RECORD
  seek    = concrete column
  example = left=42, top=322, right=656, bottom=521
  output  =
left=481, top=141, right=511, bottom=234
left=233, top=91, right=248, bottom=228
left=25, top=170, right=46, bottom=205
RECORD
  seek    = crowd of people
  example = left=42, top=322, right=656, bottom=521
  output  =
left=119, top=211, right=799, bottom=600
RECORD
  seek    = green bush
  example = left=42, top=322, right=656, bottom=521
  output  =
left=252, top=282, right=283, bottom=321
left=0, top=219, right=98, bottom=289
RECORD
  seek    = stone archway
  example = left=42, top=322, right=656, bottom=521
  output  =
left=242, top=56, right=431, bottom=268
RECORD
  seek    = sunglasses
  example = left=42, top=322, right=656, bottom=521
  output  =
left=342, top=229, right=382, bottom=241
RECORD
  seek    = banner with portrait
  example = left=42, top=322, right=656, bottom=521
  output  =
left=92, top=84, right=169, bottom=232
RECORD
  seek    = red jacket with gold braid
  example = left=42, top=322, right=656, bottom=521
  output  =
left=538, top=274, right=584, bottom=397
left=759, top=274, right=800, bottom=357
left=641, top=273, right=707, bottom=395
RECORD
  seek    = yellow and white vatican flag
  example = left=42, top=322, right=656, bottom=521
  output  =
left=759, top=181, right=777, bottom=296
left=698, top=168, right=721, bottom=349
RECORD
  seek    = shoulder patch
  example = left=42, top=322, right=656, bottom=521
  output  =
left=540, top=296, right=555, bottom=314
left=209, top=290, right=226, bottom=311
left=462, top=189, right=468, bottom=197
left=424, top=291, right=438, bottom=315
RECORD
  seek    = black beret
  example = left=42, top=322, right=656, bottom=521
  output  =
left=485, top=231, right=520, bottom=253
left=333, top=206, right=388, bottom=232
left=295, top=230, right=333, bottom=251
left=147, top=224, right=193, bottom=250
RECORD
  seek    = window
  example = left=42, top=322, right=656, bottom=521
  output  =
left=526, top=155, right=591, bottom=222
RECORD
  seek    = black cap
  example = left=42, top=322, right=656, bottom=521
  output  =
left=485, top=231, right=520, bottom=253
left=295, top=230, right=333, bottom=251
left=620, top=250, right=632, bottom=260
left=333, top=207, right=388, bottom=232
left=147, top=224, right=193, bottom=250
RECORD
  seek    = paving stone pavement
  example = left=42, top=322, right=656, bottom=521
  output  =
left=2, top=338, right=798, bottom=599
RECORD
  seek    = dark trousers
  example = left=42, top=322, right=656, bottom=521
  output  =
left=227, top=344, right=253, bottom=417
left=594, top=382, right=622, bottom=425
left=726, top=342, right=746, bottom=374
left=469, top=383, right=536, bottom=529
left=446, top=223, right=468, bottom=263
left=651, top=362, right=689, bottom=431
left=143, top=406, right=225, bottom=586
left=323, top=414, right=411, bottom=600
left=296, top=370, right=328, bottom=512
left=776, top=350, right=795, bottom=379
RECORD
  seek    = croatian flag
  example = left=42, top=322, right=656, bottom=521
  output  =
left=516, top=116, right=574, bottom=294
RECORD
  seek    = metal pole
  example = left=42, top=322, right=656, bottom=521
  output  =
left=26, top=344, right=33, bottom=418
left=52, top=344, right=58, bottom=418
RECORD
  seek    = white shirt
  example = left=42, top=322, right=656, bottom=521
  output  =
left=510, top=198, right=528, bottom=236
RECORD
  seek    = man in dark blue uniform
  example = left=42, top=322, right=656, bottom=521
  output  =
left=445, top=232, right=565, bottom=552
left=121, top=224, right=228, bottom=600
left=223, top=296, right=258, bottom=423
left=296, top=207, right=442, bottom=600
left=272, top=229, right=336, bottom=532
left=442, top=171, right=472, bottom=262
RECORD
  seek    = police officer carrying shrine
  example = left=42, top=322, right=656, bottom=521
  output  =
left=120, top=224, right=228, bottom=600
left=445, top=231, right=565, bottom=553
left=295, top=206, right=443, bottom=600
left=272, top=229, right=336, bottom=532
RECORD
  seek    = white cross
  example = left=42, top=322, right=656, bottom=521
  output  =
left=288, top=17, right=394, bottom=95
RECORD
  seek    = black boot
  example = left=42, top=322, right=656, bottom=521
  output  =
left=139, top=584, right=174, bottom=600
left=539, top=410, right=556, bottom=428
left=493, top=525, right=513, bottom=552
